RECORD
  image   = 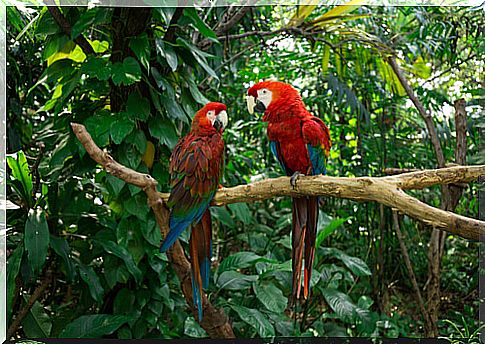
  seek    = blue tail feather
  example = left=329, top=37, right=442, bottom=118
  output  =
left=191, top=271, right=203, bottom=321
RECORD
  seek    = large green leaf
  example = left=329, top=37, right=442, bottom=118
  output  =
left=78, top=264, right=104, bottom=303
left=216, top=271, right=258, bottom=290
left=184, top=317, right=208, bottom=338
left=111, top=57, right=142, bottom=86
left=81, top=56, right=112, bottom=81
left=315, top=216, right=350, bottom=248
left=130, top=32, right=150, bottom=71
left=22, top=296, right=52, bottom=337
left=253, top=282, right=287, bottom=313
left=7, top=245, right=24, bottom=321
left=110, top=115, right=134, bottom=144
left=50, top=235, right=76, bottom=282
left=176, top=37, right=218, bottom=80
left=155, top=39, right=178, bottom=72
left=183, top=8, right=218, bottom=40
left=59, top=314, right=133, bottom=338
left=320, top=247, right=371, bottom=277
left=218, top=251, right=268, bottom=273
left=148, top=118, right=178, bottom=149
left=24, top=208, right=50, bottom=275
left=321, top=288, right=356, bottom=323
left=96, top=239, right=143, bottom=283
left=230, top=304, right=275, bottom=338
left=126, top=92, right=150, bottom=121
left=7, top=150, right=33, bottom=207
left=228, top=203, right=253, bottom=224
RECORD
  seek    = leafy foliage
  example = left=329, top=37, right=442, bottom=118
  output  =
left=6, top=4, right=481, bottom=340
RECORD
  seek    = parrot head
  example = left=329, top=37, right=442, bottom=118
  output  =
left=192, top=102, right=228, bottom=135
left=247, top=81, right=303, bottom=122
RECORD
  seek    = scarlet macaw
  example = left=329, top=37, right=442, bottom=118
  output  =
left=247, top=81, right=331, bottom=305
left=159, top=102, right=228, bottom=321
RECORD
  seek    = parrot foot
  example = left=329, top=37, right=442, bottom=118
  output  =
left=290, top=172, right=305, bottom=190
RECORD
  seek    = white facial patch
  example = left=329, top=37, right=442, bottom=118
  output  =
left=257, top=88, right=272, bottom=108
left=206, top=110, right=216, bottom=124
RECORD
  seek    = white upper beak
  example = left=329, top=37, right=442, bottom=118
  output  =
left=218, top=110, right=228, bottom=129
left=246, top=95, right=256, bottom=115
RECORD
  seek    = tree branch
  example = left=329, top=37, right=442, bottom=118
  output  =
left=45, top=4, right=95, bottom=55
left=71, top=123, right=235, bottom=339
left=7, top=271, right=52, bottom=339
left=392, top=211, right=429, bottom=324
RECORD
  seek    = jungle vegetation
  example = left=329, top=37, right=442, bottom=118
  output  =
left=6, top=3, right=484, bottom=340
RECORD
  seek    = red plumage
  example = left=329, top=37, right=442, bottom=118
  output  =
left=162, top=102, right=227, bottom=321
left=248, top=81, right=331, bottom=305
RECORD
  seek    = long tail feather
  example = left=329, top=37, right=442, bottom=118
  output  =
left=291, top=197, right=308, bottom=304
left=291, top=196, right=319, bottom=305
left=304, top=196, right=318, bottom=299
left=188, top=209, right=212, bottom=321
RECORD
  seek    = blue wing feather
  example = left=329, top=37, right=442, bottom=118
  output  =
left=270, top=140, right=290, bottom=175
left=307, top=144, right=327, bottom=176
left=160, top=192, right=214, bottom=252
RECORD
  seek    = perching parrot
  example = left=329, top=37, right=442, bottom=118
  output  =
left=246, top=81, right=331, bottom=306
left=159, top=102, right=228, bottom=321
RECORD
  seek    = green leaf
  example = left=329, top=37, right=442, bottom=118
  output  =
left=125, top=129, right=147, bottom=154
left=216, top=271, right=258, bottom=290
left=7, top=150, right=33, bottom=207
left=110, top=116, right=134, bottom=144
left=230, top=304, right=275, bottom=338
left=184, top=317, right=208, bottom=338
left=321, top=288, right=356, bottom=323
left=218, top=251, right=267, bottom=273
left=176, top=37, right=218, bottom=80
left=315, top=216, right=349, bottom=248
left=113, top=288, right=136, bottom=315
left=81, top=56, right=112, bottom=81
left=71, top=9, right=97, bottom=39
left=106, top=175, right=125, bottom=196
left=124, top=193, right=149, bottom=220
left=7, top=245, right=24, bottom=321
left=78, top=264, right=104, bottom=303
left=24, top=209, right=50, bottom=276
left=60, top=314, right=133, bottom=338
left=155, top=39, right=178, bottom=72
left=141, top=216, right=162, bottom=247
left=186, top=77, right=210, bottom=105
left=210, top=207, right=235, bottom=228
left=148, top=118, right=178, bottom=149
left=111, top=57, right=142, bottom=86
left=253, top=282, right=287, bottom=313
left=183, top=8, right=218, bottom=40
left=50, top=235, right=76, bottom=282
left=22, top=296, right=52, bottom=337
left=130, top=33, right=150, bottom=71
left=321, top=248, right=371, bottom=277
left=228, top=203, right=253, bottom=224
left=126, top=92, right=150, bottom=121
left=96, top=240, right=143, bottom=283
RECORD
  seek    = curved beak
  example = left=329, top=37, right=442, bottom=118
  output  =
left=246, top=95, right=267, bottom=115
left=214, top=110, right=228, bottom=131
left=247, top=95, right=256, bottom=115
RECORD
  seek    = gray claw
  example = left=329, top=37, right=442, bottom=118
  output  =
left=290, top=172, right=304, bottom=189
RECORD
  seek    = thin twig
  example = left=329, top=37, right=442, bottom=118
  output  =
left=392, top=211, right=430, bottom=325
left=7, top=271, right=53, bottom=339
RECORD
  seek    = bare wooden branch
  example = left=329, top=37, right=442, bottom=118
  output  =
left=71, top=123, right=235, bottom=339
left=7, top=271, right=52, bottom=339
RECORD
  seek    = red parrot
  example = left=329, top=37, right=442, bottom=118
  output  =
left=247, top=81, right=331, bottom=306
left=159, top=102, right=228, bottom=321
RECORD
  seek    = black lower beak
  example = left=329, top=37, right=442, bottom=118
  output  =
left=213, top=118, right=223, bottom=131
left=254, top=99, right=266, bottom=113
